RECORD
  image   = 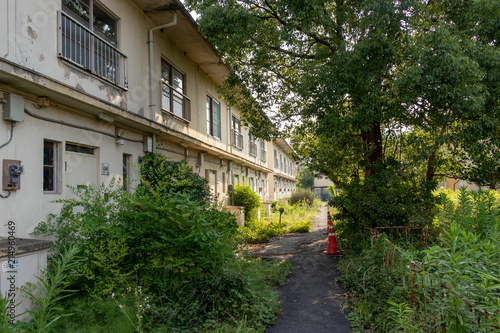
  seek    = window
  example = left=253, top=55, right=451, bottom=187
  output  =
left=249, top=133, right=257, bottom=157
left=250, top=177, right=254, bottom=191
left=260, top=140, right=266, bottom=162
left=280, top=154, right=283, bottom=171
left=59, top=0, right=127, bottom=87
left=206, top=96, right=221, bottom=139
left=234, top=174, right=240, bottom=185
left=66, top=143, right=95, bottom=154
left=43, top=140, right=58, bottom=193
left=161, top=60, right=190, bottom=120
left=232, top=116, right=242, bottom=149
left=274, top=149, right=278, bottom=168
left=122, top=154, right=131, bottom=192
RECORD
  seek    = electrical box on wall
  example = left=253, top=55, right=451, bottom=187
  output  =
left=3, top=94, right=25, bottom=122
left=3, top=159, right=23, bottom=190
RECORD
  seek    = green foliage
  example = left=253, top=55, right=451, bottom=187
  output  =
left=289, top=188, right=315, bottom=206
left=34, top=181, right=238, bottom=298
left=187, top=0, right=499, bottom=246
left=33, top=160, right=292, bottom=331
left=138, top=153, right=212, bottom=204
left=330, top=166, right=439, bottom=251
left=19, top=244, right=81, bottom=333
left=296, top=168, right=314, bottom=190
left=240, top=201, right=318, bottom=243
left=339, top=188, right=500, bottom=332
left=338, top=238, right=416, bottom=332
left=231, top=185, right=262, bottom=220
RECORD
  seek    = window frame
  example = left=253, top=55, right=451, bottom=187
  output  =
left=43, top=140, right=60, bottom=194
left=206, top=95, right=221, bottom=139
left=232, top=116, right=243, bottom=149
left=160, top=59, right=191, bottom=121
left=58, top=0, right=128, bottom=88
left=249, top=133, right=257, bottom=157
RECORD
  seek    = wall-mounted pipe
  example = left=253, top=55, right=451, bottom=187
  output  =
left=148, top=13, right=178, bottom=122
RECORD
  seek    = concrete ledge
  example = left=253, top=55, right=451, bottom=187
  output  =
left=0, top=238, right=52, bottom=257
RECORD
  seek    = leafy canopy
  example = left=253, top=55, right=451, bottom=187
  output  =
left=187, top=0, right=499, bottom=228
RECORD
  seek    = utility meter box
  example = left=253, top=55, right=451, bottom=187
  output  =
left=3, top=160, right=23, bottom=190
left=3, top=94, right=24, bottom=122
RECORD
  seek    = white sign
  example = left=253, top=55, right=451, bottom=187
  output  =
left=2, top=259, right=20, bottom=272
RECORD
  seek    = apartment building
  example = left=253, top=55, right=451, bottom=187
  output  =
left=0, top=0, right=299, bottom=240
left=269, top=138, right=297, bottom=200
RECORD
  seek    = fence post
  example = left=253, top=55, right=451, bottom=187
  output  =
left=411, top=261, right=418, bottom=309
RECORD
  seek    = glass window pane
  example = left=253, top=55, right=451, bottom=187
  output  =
left=213, top=100, right=220, bottom=139
left=62, top=0, right=90, bottom=26
left=43, top=166, right=54, bottom=191
left=93, top=3, right=117, bottom=46
left=207, top=97, right=212, bottom=135
left=161, top=61, right=171, bottom=83
left=173, top=68, right=183, bottom=93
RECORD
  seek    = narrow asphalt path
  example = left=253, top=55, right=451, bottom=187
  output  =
left=257, top=204, right=352, bottom=333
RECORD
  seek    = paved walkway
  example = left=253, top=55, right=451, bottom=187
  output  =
left=257, top=204, right=352, bottom=333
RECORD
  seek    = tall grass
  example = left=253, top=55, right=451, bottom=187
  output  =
left=241, top=199, right=321, bottom=243
left=339, top=188, right=500, bottom=332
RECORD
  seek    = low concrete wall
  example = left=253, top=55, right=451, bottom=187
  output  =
left=0, top=238, right=52, bottom=321
left=225, top=206, right=245, bottom=226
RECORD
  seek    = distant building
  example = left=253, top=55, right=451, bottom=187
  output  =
left=313, top=177, right=334, bottom=201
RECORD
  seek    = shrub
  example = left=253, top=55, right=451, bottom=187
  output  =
left=138, top=153, right=212, bottom=205
left=289, top=188, right=315, bottom=206
left=231, top=185, right=262, bottom=220
left=33, top=179, right=238, bottom=298
left=330, top=165, right=439, bottom=251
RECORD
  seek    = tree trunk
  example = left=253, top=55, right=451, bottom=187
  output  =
left=361, top=121, right=384, bottom=177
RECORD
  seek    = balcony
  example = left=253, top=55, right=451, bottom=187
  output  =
left=249, top=141, right=257, bottom=157
left=161, top=81, right=191, bottom=122
left=232, top=130, right=243, bottom=150
left=58, top=11, right=128, bottom=89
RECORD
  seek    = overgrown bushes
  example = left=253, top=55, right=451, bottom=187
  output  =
left=231, top=184, right=262, bottom=221
left=289, top=188, right=315, bottom=206
left=339, top=188, right=500, bottom=332
left=29, top=154, right=291, bottom=332
left=330, top=166, right=439, bottom=251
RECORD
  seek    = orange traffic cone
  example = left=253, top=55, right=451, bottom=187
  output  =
left=324, top=219, right=342, bottom=256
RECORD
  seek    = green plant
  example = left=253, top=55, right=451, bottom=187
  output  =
left=231, top=185, right=262, bottom=220
left=20, top=244, right=81, bottom=333
left=112, top=287, right=150, bottom=333
left=138, top=153, right=212, bottom=205
left=0, top=294, right=21, bottom=332
left=387, top=301, right=421, bottom=332
left=289, top=188, right=315, bottom=206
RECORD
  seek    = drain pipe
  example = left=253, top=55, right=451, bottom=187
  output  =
left=148, top=13, right=177, bottom=122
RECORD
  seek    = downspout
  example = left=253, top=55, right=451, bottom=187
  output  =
left=148, top=13, right=177, bottom=122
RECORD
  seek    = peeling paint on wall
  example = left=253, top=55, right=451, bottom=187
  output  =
left=39, top=54, right=44, bottom=62
left=27, top=26, right=37, bottom=39
left=75, top=83, right=85, bottom=93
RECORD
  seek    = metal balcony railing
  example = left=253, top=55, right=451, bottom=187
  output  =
left=249, top=141, right=257, bottom=157
left=161, top=81, right=191, bottom=121
left=232, top=130, right=243, bottom=149
left=58, top=11, right=128, bottom=88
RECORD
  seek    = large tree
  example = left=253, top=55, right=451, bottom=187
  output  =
left=187, top=0, right=499, bottom=233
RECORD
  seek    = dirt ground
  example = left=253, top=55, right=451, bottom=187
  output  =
left=254, top=204, right=353, bottom=333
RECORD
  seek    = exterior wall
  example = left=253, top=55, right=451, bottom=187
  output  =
left=0, top=0, right=278, bottom=240
left=267, top=139, right=297, bottom=201
left=0, top=93, right=143, bottom=237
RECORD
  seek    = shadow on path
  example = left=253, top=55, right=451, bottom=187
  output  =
left=256, top=204, right=352, bottom=333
